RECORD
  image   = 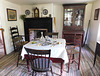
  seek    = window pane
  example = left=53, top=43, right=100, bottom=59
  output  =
left=74, top=9, right=84, bottom=26
left=64, top=9, right=73, bottom=26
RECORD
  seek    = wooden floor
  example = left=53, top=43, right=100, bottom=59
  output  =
left=0, top=46, right=100, bottom=76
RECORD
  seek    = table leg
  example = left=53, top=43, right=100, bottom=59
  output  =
left=61, top=62, right=64, bottom=76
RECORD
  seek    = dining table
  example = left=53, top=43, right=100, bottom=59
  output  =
left=21, top=38, right=69, bottom=76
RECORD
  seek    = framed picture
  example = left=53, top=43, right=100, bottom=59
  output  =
left=7, top=8, right=17, bottom=21
left=94, top=9, right=99, bottom=20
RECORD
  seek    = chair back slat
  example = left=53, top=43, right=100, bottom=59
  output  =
left=10, top=26, right=19, bottom=37
left=11, top=31, right=19, bottom=35
left=12, top=35, right=19, bottom=39
left=24, top=47, right=51, bottom=71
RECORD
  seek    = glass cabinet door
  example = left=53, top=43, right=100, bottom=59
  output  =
left=74, top=9, right=84, bottom=26
left=64, top=8, right=73, bottom=26
left=63, top=4, right=86, bottom=31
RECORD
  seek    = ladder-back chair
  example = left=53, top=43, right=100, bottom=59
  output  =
left=10, top=26, right=28, bottom=67
left=66, top=35, right=82, bottom=72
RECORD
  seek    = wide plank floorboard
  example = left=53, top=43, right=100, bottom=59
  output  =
left=0, top=46, right=100, bottom=76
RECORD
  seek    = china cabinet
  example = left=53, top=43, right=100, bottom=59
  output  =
left=62, top=4, right=86, bottom=44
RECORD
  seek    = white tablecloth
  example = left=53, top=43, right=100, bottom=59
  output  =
left=21, top=39, right=69, bottom=64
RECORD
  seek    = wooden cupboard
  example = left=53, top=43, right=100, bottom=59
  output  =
left=62, top=4, right=86, bottom=44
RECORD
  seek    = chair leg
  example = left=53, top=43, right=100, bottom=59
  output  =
left=68, top=55, right=72, bottom=73
left=50, top=66, right=53, bottom=76
left=17, top=50, right=21, bottom=67
left=32, top=71, right=34, bottom=76
left=78, top=52, right=81, bottom=70
left=17, top=55, right=20, bottom=67
left=72, top=54, right=74, bottom=63
left=26, top=59, right=30, bottom=72
left=46, top=72, right=49, bottom=76
left=32, top=71, right=36, bottom=76
left=61, top=62, right=64, bottom=76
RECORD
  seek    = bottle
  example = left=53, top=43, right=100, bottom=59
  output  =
left=40, top=32, right=45, bottom=42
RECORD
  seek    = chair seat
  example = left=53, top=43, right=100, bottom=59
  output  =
left=33, top=58, right=52, bottom=72
left=67, top=48, right=79, bottom=55
left=16, top=41, right=28, bottom=47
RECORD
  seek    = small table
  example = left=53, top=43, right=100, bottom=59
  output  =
left=21, top=38, right=69, bottom=76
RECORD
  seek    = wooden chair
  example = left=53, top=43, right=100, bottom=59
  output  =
left=10, top=26, right=28, bottom=67
left=24, top=47, right=53, bottom=76
left=66, top=35, right=82, bottom=72
left=45, top=32, right=58, bottom=38
left=10, top=26, right=19, bottom=51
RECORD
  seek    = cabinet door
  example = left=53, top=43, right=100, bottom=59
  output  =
left=63, top=4, right=86, bottom=31
left=64, top=8, right=74, bottom=26
left=74, top=8, right=85, bottom=26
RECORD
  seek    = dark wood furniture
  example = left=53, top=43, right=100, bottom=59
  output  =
left=10, top=26, right=19, bottom=51
left=66, top=35, right=82, bottom=72
left=45, top=32, right=58, bottom=38
left=25, top=55, right=64, bottom=76
left=63, top=30, right=84, bottom=44
left=24, top=18, right=52, bottom=41
left=24, top=48, right=53, bottom=76
left=10, top=26, right=28, bottom=51
left=63, top=4, right=86, bottom=44
left=34, top=7, right=39, bottom=18
left=93, top=41, right=100, bottom=66
left=10, top=26, right=28, bottom=66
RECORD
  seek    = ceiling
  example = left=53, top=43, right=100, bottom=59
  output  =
left=6, top=0, right=96, bottom=5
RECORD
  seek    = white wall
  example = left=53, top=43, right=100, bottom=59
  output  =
left=20, top=5, right=33, bottom=35
left=53, top=4, right=63, bottom=38
left=21, top=5, right=33, bottom=18
left=33, top=3, right=53, bottom=17
left=95, top=0, right=100, bottom=42
left=0, top=0, right=22, bottom=54
left=87, top=0, right=100, bottom=52
left=84, top=3, right=93, bottom=44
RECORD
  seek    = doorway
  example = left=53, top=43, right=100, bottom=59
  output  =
left=0, top=28, right=6, bottom=58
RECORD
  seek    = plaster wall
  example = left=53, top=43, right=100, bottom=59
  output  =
left=0, top=0, right=22, bottom=54
left=87, top=0, right=100, bottom=52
